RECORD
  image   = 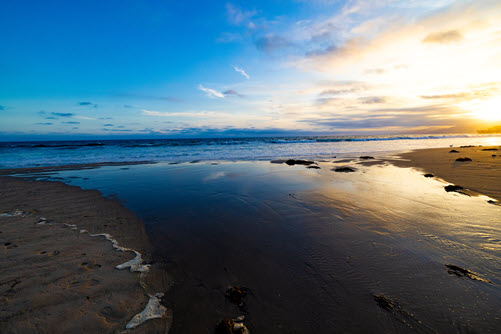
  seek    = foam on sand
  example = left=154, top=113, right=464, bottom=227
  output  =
left=125, top=293, right=167, bottom=329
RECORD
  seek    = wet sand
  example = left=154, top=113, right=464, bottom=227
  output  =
left=0, top=177, right=171, bottom=333
left=390, top=145, right=501, bottom=201
left=1, top=146, right=501, bottom=333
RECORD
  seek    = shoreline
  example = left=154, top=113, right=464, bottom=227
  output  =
left=0, top=176, right=171, bottom=333
left=388, top=145, right=501, bottom=201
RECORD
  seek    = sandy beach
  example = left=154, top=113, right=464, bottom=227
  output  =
left=1, top=145, right=500, bottom=333
left=390, top=145, right=501, bottom=201
left=0, top=177, right=171, bottom=333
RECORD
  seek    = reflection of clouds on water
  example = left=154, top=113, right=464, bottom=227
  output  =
left=203, top=171, right=227, bottom=182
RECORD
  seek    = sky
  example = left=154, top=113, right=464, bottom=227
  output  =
left=1, top=0, right=501, bottom=140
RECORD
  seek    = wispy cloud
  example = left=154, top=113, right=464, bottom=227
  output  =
left=223, top=89, right=244, bottom=98
left=233, top=66, right=250, bottom=79
left=62, top=121, right=80, bottom=124
left=78, top=101, right=98, bottom=108
left=422, top=30, right=463, bottom=44
left=103, top=124, right=114, bottom=126
left=75, top=116, right=96, bottom=120
left=52, top=112, right=75, bottom=117
left=198, top=84, right=225, bottom=98
left=35, top=122, right=53, bottom=125
left=226, top=3, right=256, bottom=26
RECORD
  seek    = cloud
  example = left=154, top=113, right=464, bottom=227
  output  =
left=198, top=84, right=225, bottom=98
left=35, top=123, right=53, bottom=125
left=226, top=3, right=256, bottom=26
left=77, top=101, right=98, bottom=108
left=45, top=116, right=58, bottom=120
left=72, top=127, right=79, bottom=130
left=141, top=109, right=235, bottom=119
left=38, top=110, right=46, bottom=115
left=422, top=30, right=463, bottom=44
left=52, top=112, right=75, bottom=117
left=62, top=121, right=80, bottom=124
left=103, top=124, right=114, bottom=126
left=364, top=68, right=385, bottom=75
left=217, top=32, right=242, bottom=43
left=123, top=105, right=134, bottom=108
left=223, top=89, right=244, bottom=98
left=99, top=117, right=113, bottom=120
left=233, top=66, right=250, bottom=79
left=75, top=116, right=96, bottom=120
left=358, top=96, right=387, bottom=104
left=318, top=82, right=370, bottom=96
left=114, top=93, right=182, bottom=102
left=103, top=128, right=133, bottom=132
left=255, top=34, right=293, bottom=54
left=0, top=105, right=4, bottom=111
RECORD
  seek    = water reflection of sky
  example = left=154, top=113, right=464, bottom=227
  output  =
left=14, top=160, right=501, bottom=332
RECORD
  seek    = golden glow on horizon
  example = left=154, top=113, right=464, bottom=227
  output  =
left=465, top=97, right=501, bottom=122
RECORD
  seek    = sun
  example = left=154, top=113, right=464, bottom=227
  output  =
left=470, top=97, right=501, bottom=122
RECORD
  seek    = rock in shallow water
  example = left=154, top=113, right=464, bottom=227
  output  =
left=423, top=173, right=434, bottom=178
left=444, top=184, right=463, bottom=192
left=455, top=157, right=472, bottom=162
left=333, top=166, right=356, bottom=173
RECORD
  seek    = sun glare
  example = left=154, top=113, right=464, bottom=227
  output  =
left=470, top=97, right=501, bottom=121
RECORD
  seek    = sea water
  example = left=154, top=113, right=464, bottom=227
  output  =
left=0, top=134, right=500, bottom=168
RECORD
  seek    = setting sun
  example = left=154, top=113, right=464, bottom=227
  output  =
left=461, top=97, right=501, bottom=122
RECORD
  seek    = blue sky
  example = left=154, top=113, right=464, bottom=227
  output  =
left=1, top=0, right=500, bottom=140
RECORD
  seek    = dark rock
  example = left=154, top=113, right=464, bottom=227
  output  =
left=444, top=184, right=463, bottom=192
left=333, top=167, right=356, bottom=173
left=226, top=286, right=249, bottom=305
left=374, top=295, right=396, bottom=313
left=482, top=148, right=498, bottom=151
left=455, top=157, right=472, bottom=162
left=488, top=200, right=499, bottom=205
left=306, top=166, right=321, bottom=169
left=449, top=149, right=459, bottom=153
left=215, top=319, right=235, bottom=334
left=285, top=159, right=314, bottom=166
left=492, top=155, right=497, bottom=158
left=423, top=173, right=434, bottom=178
left=460, top=145, right=475, bottom=148
left=445, top=264, right=490, bottom=283
left=359, top=156, right=375, bottom=159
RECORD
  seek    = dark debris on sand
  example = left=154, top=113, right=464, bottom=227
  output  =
left=423, top=173, right=434, bottom=178
left=482, top=148, right=498, bottom=151
left=359, top=156, right=375, bottom=159
left=333, top=167, right=357, bottom=173
left=306, top=166, right=321, bottom=169
left=455, top=157, right=472, bottom=162
left=226, top=286, right=249, bottom=306
left=449, top=149, right=459, bottom=153
left=215, top=319, right=247, bottom=334
left=373, top=294, right=430, bottom=331
left=445, top=264, right=491, bottom=283
left=285, top=159, right=314, bottom=166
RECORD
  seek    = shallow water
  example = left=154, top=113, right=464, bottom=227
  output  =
left=16, top=159, right=501, bottom=333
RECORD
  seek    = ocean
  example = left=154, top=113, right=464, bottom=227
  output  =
left=1, top=134, right=501, bottom=168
